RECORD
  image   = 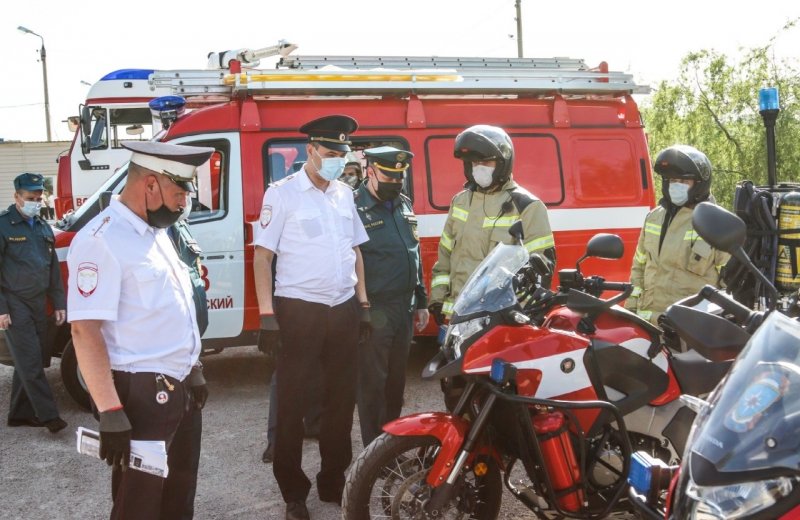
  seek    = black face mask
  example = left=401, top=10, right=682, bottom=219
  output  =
left=146, top=178, right=183, bottom=228
left=375, top=181, right=403, bottom=201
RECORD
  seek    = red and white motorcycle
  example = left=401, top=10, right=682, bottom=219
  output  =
left=343, top=221, right=743, bottom=519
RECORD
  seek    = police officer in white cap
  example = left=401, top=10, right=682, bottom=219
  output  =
left=254, top=115, right=369, bottom=520
left=67, top=140, right=213, bottom=519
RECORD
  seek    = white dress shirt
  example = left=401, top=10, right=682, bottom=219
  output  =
left=66, top=198, right=201, bottom=380
left=255, top=167, right=369, bottom=306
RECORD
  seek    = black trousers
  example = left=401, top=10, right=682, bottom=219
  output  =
left=273, top=296, right=360, bottom=503
left=5, top=293, right=59, bottom=422
left=110, top=371, right=194, bottom=520
left=357, top=299, right=414, bottom=446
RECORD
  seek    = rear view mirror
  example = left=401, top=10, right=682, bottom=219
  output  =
left=692, top=202, right=745, bottom=254
left=693, top=201, right=779, bottom=309
left=80, top=105, right=91, bottom=155
left=585, top=233, right=624, bottom=260
left=126, top=125, right=144, bottom=136
left=66, top=116, right=79, bottom=133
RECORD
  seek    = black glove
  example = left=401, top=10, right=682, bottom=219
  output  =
left=258, top=314, right=281, bottom=355
left=428, top=302, right=445, bottom=327
left=359, top=306, right=373, bottom=343
left=187, top=364, right=208, bottom=410
left=98, top=408, right=132, bottom=469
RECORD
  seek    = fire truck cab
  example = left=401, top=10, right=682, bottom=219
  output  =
left=51, top=53, right=655, bottom=407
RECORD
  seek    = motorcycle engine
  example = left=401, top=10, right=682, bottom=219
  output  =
left=588, top=445, right=624, bottom=488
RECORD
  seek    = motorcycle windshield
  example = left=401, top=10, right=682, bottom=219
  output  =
left=452, top=243, right=528, bottom=317
left=690, top=312, right=800, bottom=475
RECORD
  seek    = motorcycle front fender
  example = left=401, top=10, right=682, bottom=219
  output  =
left=383, top=412, right=469, bottom=487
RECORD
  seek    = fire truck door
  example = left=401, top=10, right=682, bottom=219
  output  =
left=173, top=133, right=245, bottom=339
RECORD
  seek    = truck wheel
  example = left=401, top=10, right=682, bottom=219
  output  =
left=60, top=340, right=91, bottom=410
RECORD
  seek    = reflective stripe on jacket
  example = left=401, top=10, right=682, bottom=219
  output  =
left=625, top=202, right=729, bottom=325
left=430, top=179, right=554, bottom=314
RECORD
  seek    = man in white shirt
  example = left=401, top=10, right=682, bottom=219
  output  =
left=67, top=141, right=213, bottom=519
left=253, top=115, right=370, bottom=520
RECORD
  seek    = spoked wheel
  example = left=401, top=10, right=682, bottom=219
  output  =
left=343, top=434, right=502, bottom=520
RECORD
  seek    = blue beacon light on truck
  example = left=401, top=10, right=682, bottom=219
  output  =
left=99, top=69, right=155, bottom=81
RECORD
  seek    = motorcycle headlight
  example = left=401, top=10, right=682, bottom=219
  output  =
left=685, top=476, right=795, bottom=519
left=443, top=317, right=488, bottom=359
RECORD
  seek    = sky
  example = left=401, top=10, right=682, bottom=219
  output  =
left=2, top=0, right=799, bottom=143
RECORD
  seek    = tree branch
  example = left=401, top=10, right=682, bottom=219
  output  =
left=693, top=67, right=744, bottom=159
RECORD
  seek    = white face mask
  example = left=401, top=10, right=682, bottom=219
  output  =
left=668, top=182, right=690, bottom=206
left=19, top=200, right=42, bottom=218
left=472, top=165, right=495, bottom=188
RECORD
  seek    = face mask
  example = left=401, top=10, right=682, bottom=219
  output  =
left=342, top=175, right=360, bottom=189
left=313, top=149, right=346, bottom=181
left=668, top=182, right=690, bottom=206
left=375, top=180, right=403, bottom=201
left=146, top=178, right=183, bottom=228
left=19, top=201, right=42, bottom=219
left=472, top=165, right=495, bottom=188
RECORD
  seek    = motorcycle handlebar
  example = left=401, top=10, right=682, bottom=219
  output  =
left=698, top=285, right=755, bottom=325
left=599, top=281, right=632, bottom=293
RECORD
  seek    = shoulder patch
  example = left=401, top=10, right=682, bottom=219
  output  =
left=77, top=262, right=99, bottom=297
left=259, top=205, right=272, bottom=228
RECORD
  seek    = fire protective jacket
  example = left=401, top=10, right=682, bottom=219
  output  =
left=625, top=201, right=729, bottom=325
left=430, top=179, right=555, bottom=316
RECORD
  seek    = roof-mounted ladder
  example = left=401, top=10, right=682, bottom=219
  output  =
left=149, top=55, right=649, bottom=100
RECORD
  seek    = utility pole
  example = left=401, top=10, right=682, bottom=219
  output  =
left=515, top=0, right=523, bottom=58
left=18, top=26, right=52, bottom=142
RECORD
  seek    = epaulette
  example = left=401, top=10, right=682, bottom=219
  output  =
left=269, top=173, right=297, bottom=188
left=89, top=215, right=113, bottom=238
left=0, top=209, right=9, bottom=217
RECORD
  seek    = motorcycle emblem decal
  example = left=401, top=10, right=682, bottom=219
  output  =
left=156, top=391, right=169, bottom=405
left=724, top=372, right=784, bottom=433
left=77, top=262, right=99, bottom=297
left=560, top=358, right=575, bottom=373
left=260, top=205, right=272, bottom=228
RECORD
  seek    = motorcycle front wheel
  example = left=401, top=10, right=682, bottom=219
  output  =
left=343, top=433, right=502, bottom=520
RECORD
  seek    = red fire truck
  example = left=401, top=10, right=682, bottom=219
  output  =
left=49, top=53, right=655, bottom=407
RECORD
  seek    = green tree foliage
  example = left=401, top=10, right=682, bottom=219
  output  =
left=641, top=19, right=800, bottom=209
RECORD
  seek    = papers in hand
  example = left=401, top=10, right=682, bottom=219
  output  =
left=76, top=427, right=169, bottom=478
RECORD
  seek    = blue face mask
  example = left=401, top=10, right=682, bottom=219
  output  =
left=314, top=149, right=346, bottom=181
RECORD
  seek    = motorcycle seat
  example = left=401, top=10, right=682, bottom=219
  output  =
left=671, top=350, right=732, bottom=396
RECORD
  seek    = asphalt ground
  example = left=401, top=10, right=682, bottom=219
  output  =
left=0, top=343, right=628, bottom=519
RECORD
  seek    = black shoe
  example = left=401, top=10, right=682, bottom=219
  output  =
left=285, top=500, right=310, bottom=520
left=319, top=489, right=342, bottom=506
left=44, top=417, right=67, bottom=433
left=261, top=443, right=275, bottom=464
left=7, top=417, right=44, bottom=428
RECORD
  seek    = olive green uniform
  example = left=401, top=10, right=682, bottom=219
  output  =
left=625, top=203, right=729, bottom=325
left=355, top=184, right=427, bottom=446
left=430, top=179, right=555, bottom=316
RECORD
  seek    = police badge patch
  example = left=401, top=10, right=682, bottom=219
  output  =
left=260, top=205, right=272, bottom=228
left=77, top=262, right=99, bottom=297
